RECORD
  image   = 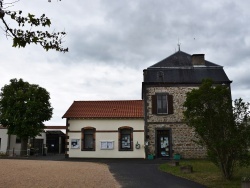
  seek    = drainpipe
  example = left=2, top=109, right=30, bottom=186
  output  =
left=59, top=136, right=61, bottom=154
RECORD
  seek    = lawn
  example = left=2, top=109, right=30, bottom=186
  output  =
left=159, top=159, right=250, bottom=188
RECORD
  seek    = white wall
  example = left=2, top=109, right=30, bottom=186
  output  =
left=67, top=119, right=145, bottom=158
left=8, top=133, right=46, bottom=156
left=9, top=135, right=21, bottom=156
left=0, top=128, right=8, bottom=153
left=35, top=132, right=46, bottom=144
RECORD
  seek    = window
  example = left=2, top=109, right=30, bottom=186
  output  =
left=152, top=93, right=173, bottom=115
left=157, top=94, right=167, bottom=113
left=157, top=71, right=164, bottom=82
left=16, top=136, right=21, bottom=143
left=81, top=127, right=96, bottom=151
left=118, top=127, right=133, bottom=151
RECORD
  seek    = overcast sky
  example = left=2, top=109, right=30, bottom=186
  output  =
left=1, top=0, right=249, bottom=125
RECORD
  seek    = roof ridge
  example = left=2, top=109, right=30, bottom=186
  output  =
left=148, top=50, right=191, bottom=68
left=73, top=100, right=143, bottom=102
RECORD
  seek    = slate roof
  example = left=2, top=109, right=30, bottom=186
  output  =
left=149, top=51, right=219, bottom=68
left=143, top=50, right=231, bottom=84
left=62, top=100, right=144, bottom=119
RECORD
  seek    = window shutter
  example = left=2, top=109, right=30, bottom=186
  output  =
left=167, top=94, right=173, bottom=114
left=152, top=95, right=157, bottom=114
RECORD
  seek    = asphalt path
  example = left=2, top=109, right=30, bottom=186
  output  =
left=107, top=160, right=206, bottom=188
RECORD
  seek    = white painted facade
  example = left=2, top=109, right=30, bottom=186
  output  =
left=8, top=133, right=46, bottom=156
left=0, top=128, right=8, bottom=153
left=9, top=135, right=21, bottom=155
left=67, top=119, right=145, bottom=158
left=0, top=128, right=47, bottom=156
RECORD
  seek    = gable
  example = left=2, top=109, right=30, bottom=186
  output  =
left=149, top=51, right=220, bottom=68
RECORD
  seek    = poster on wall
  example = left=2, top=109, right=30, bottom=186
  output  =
left=121, top=135, right=130, bottom=148
left=100, top=141, right=114, bottom=150
left=160, top=137, right=169, bottom=148
left=71, top=139, right=80, bottom=149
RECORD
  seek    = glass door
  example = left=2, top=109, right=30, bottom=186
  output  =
left=157, top=130, right=170, bottom=158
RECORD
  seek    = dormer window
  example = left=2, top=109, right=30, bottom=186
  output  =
left=157, top=71, right=164, bottom=82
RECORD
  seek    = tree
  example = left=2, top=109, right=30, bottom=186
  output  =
left=0, top=0, right=68, bottom=52
left=0, top=78, right=53, bottom=155
left=183, top=79, right=250, bottom=180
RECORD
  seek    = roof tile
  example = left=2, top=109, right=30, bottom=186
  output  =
left=62, top=100, right=144, bottom=119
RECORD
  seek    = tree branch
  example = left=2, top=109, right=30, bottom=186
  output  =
left=0, top=1, right=68, bottom=52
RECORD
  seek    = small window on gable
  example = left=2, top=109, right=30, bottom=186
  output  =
left=157, top=71, right=164, bottom=82
left=152, top=93, right=173, bottom=115
left=81, top=127, right=96, bottom=151
left=118, top=127, right=133, bottom=151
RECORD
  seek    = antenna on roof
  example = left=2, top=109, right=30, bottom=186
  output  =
left=177, top=38, right=181, bottom=51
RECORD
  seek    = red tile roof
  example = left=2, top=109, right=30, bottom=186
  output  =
left=62, top=100, right=144, bottom=119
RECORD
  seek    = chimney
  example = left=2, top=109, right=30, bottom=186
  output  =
left=192, top=54, right=205, bottom=66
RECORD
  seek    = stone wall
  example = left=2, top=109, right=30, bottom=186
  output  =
left=147, top=123, right=206, bottom=158
left=146, top=86, right=196, bottom=122
left=145, top=86, right=206, bottom=158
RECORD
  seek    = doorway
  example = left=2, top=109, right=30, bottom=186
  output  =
left=156, top=129, right=171, bottom=158
left=46, top=131, right=65, bottom=154
left=30, top=138, right=44, bottom=154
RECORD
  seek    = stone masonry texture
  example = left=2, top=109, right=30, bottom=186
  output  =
left=145, top=86, right=207, bottom=158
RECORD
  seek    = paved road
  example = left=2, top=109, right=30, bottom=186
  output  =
left=9, top=155, right=206, bottom=188
left=107, top=159, right=206, bottom=188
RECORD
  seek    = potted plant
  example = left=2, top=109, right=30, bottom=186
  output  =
left=173, top=153, right=181, bottom=160
left=0, top=151, right=8, bottom=158
left=147, top=151, right=155, bottom=160
left=241, top=176, right=250, bottom=188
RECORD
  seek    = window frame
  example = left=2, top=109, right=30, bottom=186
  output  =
left=157, top=71, right=164, bottom=82
left=118, top=126, right=133, bottom=151
left=152, top=93, right=173, bottom=115
left=157, top=94, right=168, bottom=114
left=81, top=127, right=96, bottom=151
left=16, top=136, right=21, bottom=143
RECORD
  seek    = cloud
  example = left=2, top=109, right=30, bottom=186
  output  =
left=1, top=0, right=250, bottom=125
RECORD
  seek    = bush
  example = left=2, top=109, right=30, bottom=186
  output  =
left=0, top=151, right=9, bottom=157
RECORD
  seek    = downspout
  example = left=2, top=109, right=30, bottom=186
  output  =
left=7, top=133, right=10, bottom=155
left=142, top=83, right=149, bottom=159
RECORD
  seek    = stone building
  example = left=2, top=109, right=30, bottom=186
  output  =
left=142, top=50, right=231, bottom=158
left=62, top=49, right=231, bottom=159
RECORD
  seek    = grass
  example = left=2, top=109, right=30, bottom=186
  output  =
left=159, top=159, right=250, bottom=188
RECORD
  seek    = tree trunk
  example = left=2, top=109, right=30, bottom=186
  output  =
left=220, top=160, right=234, bottom=180
left=20, top=138, right=28, bottom=156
